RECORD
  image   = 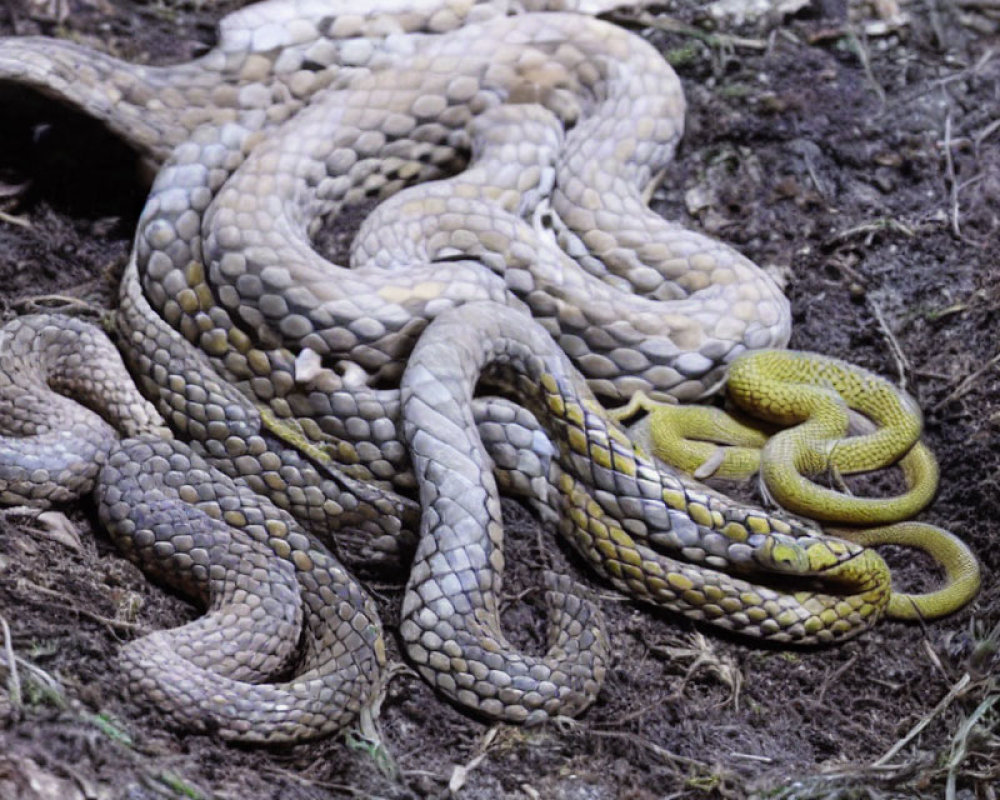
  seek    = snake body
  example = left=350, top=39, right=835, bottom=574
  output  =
left=623, top=349, right=942, bottom=524
left=399, top=301, right=905, bottom=720
left=0, top=0, right=978, bottom=739
left=0, top=316, right=384, bottom=742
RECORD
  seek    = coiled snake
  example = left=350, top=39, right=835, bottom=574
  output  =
left=0, top=0, right=979, bottom=740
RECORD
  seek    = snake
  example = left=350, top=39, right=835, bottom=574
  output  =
left=616, top=349, right=942, bottom=524
left=611, top=348, right=980, bottom=620
left=0, top=0, right=980, bottom=738
left=0, top=315, right=384, bottom=742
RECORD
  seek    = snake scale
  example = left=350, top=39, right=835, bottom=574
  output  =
left=0, top=0, right=978, bottom=740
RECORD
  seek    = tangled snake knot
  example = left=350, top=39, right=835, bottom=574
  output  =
left=0, top=0, right=979, bottom=741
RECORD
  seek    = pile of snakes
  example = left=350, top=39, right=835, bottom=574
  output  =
left=0, top=0, right=979, bottom=742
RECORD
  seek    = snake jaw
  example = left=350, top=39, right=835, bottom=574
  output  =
left=796, top=539, right=893, bottom=602
left=804, top=538, right=862, bottom=571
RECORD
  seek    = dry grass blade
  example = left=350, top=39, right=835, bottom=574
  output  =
left=934, top=349, right=1000, bottom=411
left=0, top=614, right=67, bottom=719
left=650, top=632, right=743, bottom=709
left=0, top=615, right=22, bottom=715
left=944, top=692, right=998, bottom=800
left=875, top=673, right=972, bottom=766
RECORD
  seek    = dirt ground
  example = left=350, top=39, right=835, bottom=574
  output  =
left=0, top=0, right=998, bottom=798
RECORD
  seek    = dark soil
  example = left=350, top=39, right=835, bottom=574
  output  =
left=1, top=1, right=998, bottom=798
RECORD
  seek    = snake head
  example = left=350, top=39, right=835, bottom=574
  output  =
left=757, top=533, right=891, bottom=600
left=752, top=533, right=812, bottom=575
left=752, top=533, right=866, bottom=577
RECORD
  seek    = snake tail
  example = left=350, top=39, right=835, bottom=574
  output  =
left=832, top=523, right=981, bottom=621
left=638, top=348, right=940, bottom=524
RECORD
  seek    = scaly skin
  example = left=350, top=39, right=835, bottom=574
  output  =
left=400, top=302, right=896, bottom=725
left=616, top=349, right=980, bottom=619
left=0, top=0, right=977, bottom=736
left=3, top=1, right=791, bottom=408
left=0, top=315, right=385, bottom=742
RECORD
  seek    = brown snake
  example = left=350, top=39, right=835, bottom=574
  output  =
left=0, top=0, right=976, bottom=739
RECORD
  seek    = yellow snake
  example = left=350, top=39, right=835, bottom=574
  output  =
left=0, top=0, right=979, bottom=739
left=613, top=348, right=979, bottom=620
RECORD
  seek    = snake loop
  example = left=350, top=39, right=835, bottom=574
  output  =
left=613, top=349, right=980, bottom=620
left=0, top=0, right=980, bottom=737
left=401, top=302, right=897, bottom=672
left=0, top=315, right=385, bottom=741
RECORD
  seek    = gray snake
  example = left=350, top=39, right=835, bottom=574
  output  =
left=0, top=0, right=974, bottom=740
